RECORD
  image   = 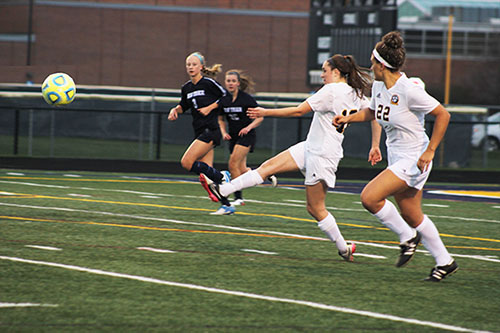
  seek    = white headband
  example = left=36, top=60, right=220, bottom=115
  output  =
left=372, top=48, right=395, bottom=69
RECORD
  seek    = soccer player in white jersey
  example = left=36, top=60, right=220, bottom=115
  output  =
left=333, top=31, right=458, bottom=281
left=201, top=54, right=371, bottom=261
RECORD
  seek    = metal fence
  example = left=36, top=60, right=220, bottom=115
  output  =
left=0, top=84, right=498, bottom=169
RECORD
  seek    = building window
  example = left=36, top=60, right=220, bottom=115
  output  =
left=401, top=29, right=500, bottom=58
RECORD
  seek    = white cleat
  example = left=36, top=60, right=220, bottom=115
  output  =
left=210, top=205, right=235, bottom=215
left=268, top=175, right=278, bottom=187
left=232, top=199, right=245, bottom=206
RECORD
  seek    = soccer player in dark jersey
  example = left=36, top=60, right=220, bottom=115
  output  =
left=168, top=52, right=234, bottom=215
left=217, top=69, right=266, bottom=208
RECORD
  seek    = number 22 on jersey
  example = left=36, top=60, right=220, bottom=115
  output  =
left=376, top=104, right=390, bottom=121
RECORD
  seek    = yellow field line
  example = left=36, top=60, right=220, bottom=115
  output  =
left=3, top=191, right=500, bottom=245
left=2, top=215, right=500, bottom=252
left=0, top=215, right=318, bottom=241
left=0, top=176, right=180, bottom=184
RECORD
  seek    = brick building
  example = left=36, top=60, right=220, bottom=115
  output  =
left=0, top=0, right=310, bottom=93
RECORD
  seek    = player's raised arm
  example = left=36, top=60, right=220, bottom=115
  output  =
left=247, top=101, right=312, bottom=119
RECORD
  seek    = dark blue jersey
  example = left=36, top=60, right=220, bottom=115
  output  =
left=218, top=90, right=259, bottom=134
left=179, top=77, right=226, bottom=131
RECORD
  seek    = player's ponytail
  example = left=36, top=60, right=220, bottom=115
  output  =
left=202, top=63, right=222, bottom=78
left=226, top=69, right=255, bottom=93
left=328, top=54, right=371, bottom=98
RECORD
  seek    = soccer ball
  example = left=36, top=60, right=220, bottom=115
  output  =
left=41, top=72, right=76, bottom=105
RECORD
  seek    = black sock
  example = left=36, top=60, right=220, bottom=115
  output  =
left=220, top=196, right=231, bottom=206
left=190, top=162, right=223, bottom=183
left=234, top=191, right=243, bottom=200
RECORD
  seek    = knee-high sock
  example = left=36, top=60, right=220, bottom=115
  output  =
left=190, top=161, right=223, bottom=184
left=220, top=169, right=263, bottom=197
left=373, top=200, right=414, bottom=243
left=416, top=215, right=453, bottom=266
left=318, top=213, right=347, bottom=253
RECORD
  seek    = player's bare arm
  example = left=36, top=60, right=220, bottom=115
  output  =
left=198, top=101, right=219, bottom=116
left=418, top=104, right=450, bottom=172
left=332, top=107, right=373, bottom=127
left=248, top=101, right=312, bottom=119
left=368, top=120, right=383, bottom=166
left=168, top=105, right=183, bottom=121
left=239, top=117, right=263, bottom=136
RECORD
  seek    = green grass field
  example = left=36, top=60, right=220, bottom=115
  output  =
left=1, top=169, right=499, bottom=332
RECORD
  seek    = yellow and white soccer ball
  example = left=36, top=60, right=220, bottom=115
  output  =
left=41, top=72, right=76, bottom=105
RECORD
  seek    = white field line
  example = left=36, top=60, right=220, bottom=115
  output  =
left=4, top=180, right=500, bottom=221
left=0, top=180, right=500, bottom=223
left=25, top=245, right=62, bottom=251
left=423, top=203, right=450, bottom=208
left=0, top=202, right=326, bottom=241
left=0, top=255, right=490, bottom=333
left=1, top=203, right=498, bottom=263
left=241, top=249, right=278, bottom=255
left=354, top=253, right=386, bottom=259
left=137, top=247, right=176, bottom=254
left=0, top=180, right=69, bottom=189
left=0, top=181, right=200, bottom=199
left=0, top=302, right=58, bottom=308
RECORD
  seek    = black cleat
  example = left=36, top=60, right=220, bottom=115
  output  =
left=424, top=260, right=459, bottom=282
left=396, top=231, right=422, bottom=267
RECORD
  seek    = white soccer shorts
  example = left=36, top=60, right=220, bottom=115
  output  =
left=288, top=141, right=339, bottom=189
left=387, top=149, right=432, bottom=190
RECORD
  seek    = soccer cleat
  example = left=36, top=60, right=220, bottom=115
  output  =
left=208, top=181, right=226, bottom=203
left=268, top=175, right=278, bottom=187
left=338, top=243, right=356, bottom=262
left=424, top=260, right=459, bottom=282
left=232, top=198, right=245, bottom=206
left=267, top=175, right=278, bottom=187
left=396, top=231, right=422, bottom=267
left=210, top=205, right=235, bottom=215
left=199, top=174, right=220, bottom=203
left=221, top=170, right=231, bottom=184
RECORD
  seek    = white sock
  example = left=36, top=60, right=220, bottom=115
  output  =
left=220, top=169, right=264, bottom=197
left=416, top=215, right=453, bottom=266
left=373, top=200, right=414, bottom=243
left=318, top=213, right=347, bottom=253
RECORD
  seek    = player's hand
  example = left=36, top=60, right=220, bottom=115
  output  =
left=332, top=115, right=347, bottom=127
left=368, top=147, right=382, bottom=166
left=168, top=108, right=178, bottom=121
left=247, top=107, right=266, bottom=119
left=417, top=149, right=434, bottom=172
left=198, top=106, right=211, bottom=116
left=239, top=128, right=250, bottom=136
left=222, top=133, right=231, bottom=140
